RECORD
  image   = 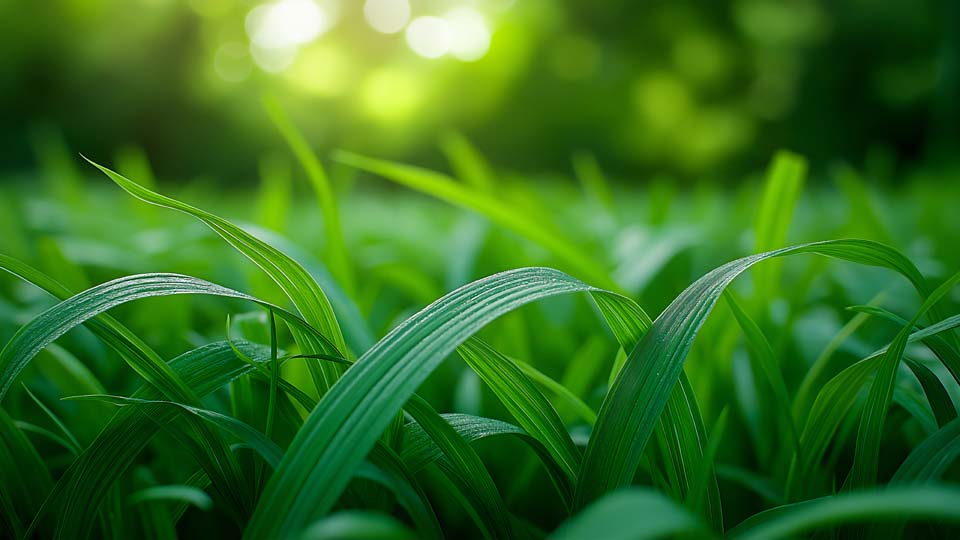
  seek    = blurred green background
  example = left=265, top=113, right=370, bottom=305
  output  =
left=1, top=0, right=957, bottom=183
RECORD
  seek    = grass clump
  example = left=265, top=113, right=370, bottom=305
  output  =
left=1, top=130, right=959, bottom=539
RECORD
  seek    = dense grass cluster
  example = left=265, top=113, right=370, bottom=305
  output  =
left=1, top=116, right=959, bottom=539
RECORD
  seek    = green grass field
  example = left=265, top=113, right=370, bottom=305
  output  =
left=1, top=124, right=960, bottom=539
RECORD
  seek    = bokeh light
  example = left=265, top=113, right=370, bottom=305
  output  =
left=405, top=16, right=451, bottom=59
left=363, top=0, right=410, bottom=35
left=245, top=0, right=332, bottom=50
left=445, top=7, right=491, bottom=62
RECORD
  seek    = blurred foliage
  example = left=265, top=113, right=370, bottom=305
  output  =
left=0, top=0, right=956, bottom=182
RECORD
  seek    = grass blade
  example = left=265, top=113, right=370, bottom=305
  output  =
left=548, top=488, right=705, bottom=540
left=457, top=337, right=580, bottom=482
left=85, top=158, right=347, bottom=394
left=333, top=150, right=620, bottom=291
left=262, top=95, right=354, bottom=295
left=246, top=267, right=601, bottom=539
left=575, top=239, right=936, bottom=509
left=729, top=485, right=960, bottom=540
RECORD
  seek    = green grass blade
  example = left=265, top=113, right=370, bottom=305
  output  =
left=575, top=239, right=934, bottom=509
left=848, top=304, right=960, bottom=385
left=440, top=130, right=496, bottom=192
left=891, top=416, right=960, bottom=484
left=724, top=291, right=800, bottom=459
left=363, top=444, right=444, bottom=540
left=262, top=95, right=354, bottom=295
left=729, top=485, right=960, bottom=540
left=457, top=337, right=580, bottom=482
left=0, top=271, right=335, bottom=403
left=43, top=341, right=273, bottom=539
left=400, top=412, right=571, bottom=508
left=787, top=309, right=960, bottom=499
left=904, top=358, right=957, bottom=428
left=548, top=488, right=705, bottom=540
left=67, top=394, right=285, bottom=468
left=513, top=359, right=598, bottom=425
left=0, top=408, right=53, bottom=538
left=246, top=267, right=600, bottom=539
left=403, top=395, right=516, bottom=539
left=846, top=271, right=960, bottom=490
left=753, top=151, right=806, bottom=299
left=85, top=158, right=347, bottom=393
left=792, top=293, right=884, bottom=423
left=333, top=150, right=620, bottom=291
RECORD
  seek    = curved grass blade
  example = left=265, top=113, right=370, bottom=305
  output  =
left=575, top=239, right=935, bottom=509
left=787, top=309, right=960, bottom=499
left=548, top=488, right=705, bottom=540
left=245, top=267, right=601, bottom=539
left=67, top=394, right=284, bottom=468
left=729, top=485, right=960, bottom=540
left=403, top=395, right=515, bottom=539
left=904, top=358, right=957, bottom=428
left=85, top=158, right=346, bottom=394
left=891, top=416, right=960, bottom=485
left=724, top=291, right=800, bottom=459
left=0, top=408, right=53, bottom=538
left=41, top=341, right=272, bottom=539
left=364, top=444, right=444, bottom=540
left=332, top=150, right=619, bottom=291
left=262, top=95, right=354, bottom=296
left=0, top=272, right=336, bottom=404
left=846, top=271, right=960, bottom=490
left=400, top=412, right=571, bottom=507
left=457, top=337, right=580, bottom=482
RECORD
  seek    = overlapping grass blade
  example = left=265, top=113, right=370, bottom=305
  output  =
left=363, top=444, right=444, bottom=540
left=245, top=267, right=600, bottom=538
left=0, top=408, right=53, bottom=538
left=457, top=337, right=580, bottom=482
left=400, top=412, right=570, bottom=505
left=67, top=394, right=284, bottom=467
left=575, top=239, right=936, bottom=509
left=85, top=159, right=346, bottom=394
left=403, top=395, right=516, bottom=539
left=846, top=271, right=960, bottom=490
left=0, top=271, right=336, bottom=403
left=334, top=150, right=724, bottom=527
left=786, top=309, right=960, bottom=499
left=42, top=340, right=272, bottom=539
